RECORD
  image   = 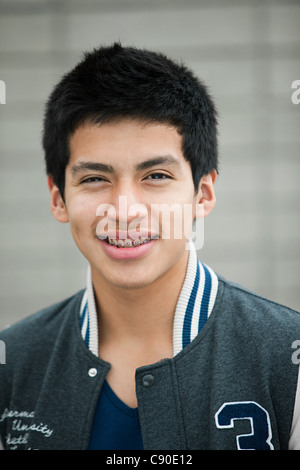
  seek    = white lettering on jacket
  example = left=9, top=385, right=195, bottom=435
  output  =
left=0, top=408, right=54, bottom=450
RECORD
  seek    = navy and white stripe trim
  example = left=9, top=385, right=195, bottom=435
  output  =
left=172, top=239, right=218, bottom=356
left=80, top=265, right=98, bottom=357
left=80, top=240, right=218, bottom=358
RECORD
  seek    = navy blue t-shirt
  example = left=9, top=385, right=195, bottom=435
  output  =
left=88, top=380, right=144, bottom=450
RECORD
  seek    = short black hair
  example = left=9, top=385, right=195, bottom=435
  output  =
left=43, top=42, right=218, bottom=198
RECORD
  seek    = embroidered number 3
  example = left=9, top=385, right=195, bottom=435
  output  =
left=215, top=401, right=274, bottom=450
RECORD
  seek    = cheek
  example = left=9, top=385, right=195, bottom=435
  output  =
left=67, top=197, right=97, bottom=239
left=150, top=191, right=196, bottom=239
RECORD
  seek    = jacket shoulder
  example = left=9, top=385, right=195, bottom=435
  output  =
left=0, top=290, right=85, bottom=364
left=219, top=275, right=300, bottom=316
left=217, top=275, right=300, bottom=341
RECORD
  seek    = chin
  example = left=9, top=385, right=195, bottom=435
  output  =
left=108, top=275, right=154, bottom=290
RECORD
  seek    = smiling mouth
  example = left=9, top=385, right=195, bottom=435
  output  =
left=100, top=235, right=158, bottom=248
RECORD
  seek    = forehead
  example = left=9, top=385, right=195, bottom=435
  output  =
left=67, top=119, right=185, bottom=169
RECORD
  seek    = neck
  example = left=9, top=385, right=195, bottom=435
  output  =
left=91, top=251, right=189, bottom=347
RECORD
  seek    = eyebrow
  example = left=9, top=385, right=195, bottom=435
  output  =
left=71, top=161, right=114, bottom=176
left=135, top=155, right=180, bottom=171
left=70, top=155, right=180, bottom=176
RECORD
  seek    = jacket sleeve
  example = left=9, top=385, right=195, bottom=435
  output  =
left=0, top=368, right=7, bottom=449
left=289, top=365, right=300, bottom=449
left=0, top=333, right=9, bottom=449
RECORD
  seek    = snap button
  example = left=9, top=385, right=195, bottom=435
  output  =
left=88, top=367, right=97, bottom=377
left=142, top=374, right=154, bottom=388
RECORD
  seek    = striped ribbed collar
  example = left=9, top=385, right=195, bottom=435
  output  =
left=80, top=240, right=218, bottom=358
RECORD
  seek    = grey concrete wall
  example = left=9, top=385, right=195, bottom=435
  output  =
left=0, top=0, right=299, bottom=329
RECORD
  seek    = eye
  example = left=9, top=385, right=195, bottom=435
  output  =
left=144, top=173, right=172, bottom=181
left=81, top=176, right=108, bottom=184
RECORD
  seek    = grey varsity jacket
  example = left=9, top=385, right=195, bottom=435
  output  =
left=1, top=250, right=300, bottom=450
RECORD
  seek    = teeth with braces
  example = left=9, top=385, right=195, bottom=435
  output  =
left=106, top=237, right=153, bottom=247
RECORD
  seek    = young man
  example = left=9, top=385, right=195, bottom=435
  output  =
left=1, top=43, right=300, bottom=451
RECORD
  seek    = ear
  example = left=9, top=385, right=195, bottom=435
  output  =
left=47, top=176, right=69, bottom=223
left=195, top=170, right=217, bottom=218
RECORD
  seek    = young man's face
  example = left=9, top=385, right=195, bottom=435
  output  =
left=48, top=119, right=216, bottom=290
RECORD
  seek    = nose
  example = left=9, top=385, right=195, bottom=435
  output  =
left=97, top=183, right=149, bottom=237
left=114, top=194, right=149, bottom=234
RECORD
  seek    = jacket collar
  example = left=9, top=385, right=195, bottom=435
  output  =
left=80, top=239, right=218, bottom=358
